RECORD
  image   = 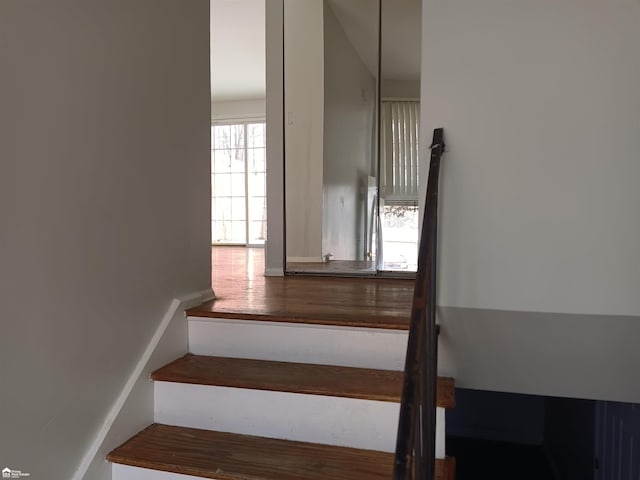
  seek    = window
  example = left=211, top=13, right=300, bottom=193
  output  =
left=380, top=101, right=420, bottom=270
left=211, top=122, right=266, bottom=245
left=380, top=100, right=420, bottom=203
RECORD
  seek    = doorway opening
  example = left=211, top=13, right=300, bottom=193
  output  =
left=210, top=0, right=267, bottom=278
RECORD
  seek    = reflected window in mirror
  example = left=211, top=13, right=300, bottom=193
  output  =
left=380, top=100, right=420, bottom=271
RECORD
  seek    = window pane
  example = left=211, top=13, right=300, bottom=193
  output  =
left=212, top=197, right=231, bottom=221
left=248, top=171, right=266, bottom=197
left=231, top=221, right=246, bottom=243
left=231, top=197, right=246, bottom=221
left=248, top=148, right=265, bottom=173
left=214, top=173, right=231, bottom=197
left=229, top=148, right=245, bottom=173
left=213, top=149, right=232, bottom=173
left=230, top=172, right=245, bottom=196
left=248, top=196, right=266, bottom=221
left=247, top=123, right=265, bottom=148
left=213, top=125, right=231, bottom=149
left=212, top=220, right=239, bottom=244
left=231, top=124, right=245, bottom=149
left=382, top=205, right=419, bottom=271
left=219, top=220, right=233, bottom=242
left=211, top=221, right=217, bottom=242
left=249, top=220, right=266, bottom=244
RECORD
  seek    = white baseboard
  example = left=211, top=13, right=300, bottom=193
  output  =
left=264, top=266, right=284, bottom=277
left=72, top=289, right=214, bottom=480
left=286, top=256, right=324, bottom=263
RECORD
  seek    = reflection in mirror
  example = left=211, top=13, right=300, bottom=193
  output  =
left=284, top=0, right=380, bottom=274
left=283, top=0, right=422, bottom=275
left=379, top=0, right=421, bottom=272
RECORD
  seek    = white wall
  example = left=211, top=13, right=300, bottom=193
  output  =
left=422, top=0, right=640, bottom=317
left=0, top=1, right=210, bottom=478
left=210, top=0, right=266, bottom=102
left=284, top=0, right=325, bottom=261
left=265, top=0, right=286, bottom=275
left=438, top=307, right=640, bottom=403
left=382, top=79, right=420, bottom=99
left=322, top=2, right=376, bottom=260
left=211, top=99, right=266, bottom=122
left=421, top=0, right=640, bottom=402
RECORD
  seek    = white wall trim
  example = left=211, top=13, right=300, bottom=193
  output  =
left=286, top=256, right=324, bottom=263
left=73, top=289, right=214, bottom=480
left=265, top=266, right=285, bottom=277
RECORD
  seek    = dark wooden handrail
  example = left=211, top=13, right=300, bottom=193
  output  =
left=393, top=128, right=445, bottom=480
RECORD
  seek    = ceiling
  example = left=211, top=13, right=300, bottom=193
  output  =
left=381, top=0, right=422, bottom=81
left=326, top=0, right=422, bottom=81
left=210, top=0, right=266, bottom=102
left=210, top=0, right=421, bottom=102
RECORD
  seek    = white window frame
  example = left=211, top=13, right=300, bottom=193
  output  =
left=211, top=119, right=267, bottom=247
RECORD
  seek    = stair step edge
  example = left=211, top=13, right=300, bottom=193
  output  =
left=108, top=424, right=456, bottom=480
left=151, top=354, right=455, bottom=408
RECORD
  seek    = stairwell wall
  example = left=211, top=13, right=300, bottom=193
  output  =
left=420, top=0, right=640, bottom=402
left=0, top=1, right=210, bottom=478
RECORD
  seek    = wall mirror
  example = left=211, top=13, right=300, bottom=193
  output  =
left=283, top=0, right=422, bottom=276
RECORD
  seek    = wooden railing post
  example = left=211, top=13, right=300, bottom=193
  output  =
left=393, top=128, right=445, bottom=480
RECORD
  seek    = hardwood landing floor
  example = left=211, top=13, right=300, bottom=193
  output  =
left=192, top=246, right=413, bottom=330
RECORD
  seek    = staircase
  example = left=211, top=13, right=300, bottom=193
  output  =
left=106, top=307, right=455, bottom=479
left=107, top=128, right=449, bottom=479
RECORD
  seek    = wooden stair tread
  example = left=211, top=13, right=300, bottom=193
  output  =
left=108, top=424, right=455, bottom=480
left=108, top=423, right=392, bottom=480
left=152, top=354, right=455, bottom=407
left=187, top=302, right=410, bottom=329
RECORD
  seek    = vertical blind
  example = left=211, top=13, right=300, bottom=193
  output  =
left=381, top=101, right=420, bottom=204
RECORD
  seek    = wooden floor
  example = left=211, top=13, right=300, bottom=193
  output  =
left=190, top=247, right=414, bottom=330
left=152, top=354, right=456, bottom=407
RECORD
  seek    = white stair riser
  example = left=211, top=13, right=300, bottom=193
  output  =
left=188, top=318, right=408, bottom=371
left=112, top=464, right=203, bottom=480
left=154, top=381, right=445, bottom=457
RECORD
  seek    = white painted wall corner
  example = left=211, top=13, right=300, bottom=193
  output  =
left=73, top=289, right=214, bottom=480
